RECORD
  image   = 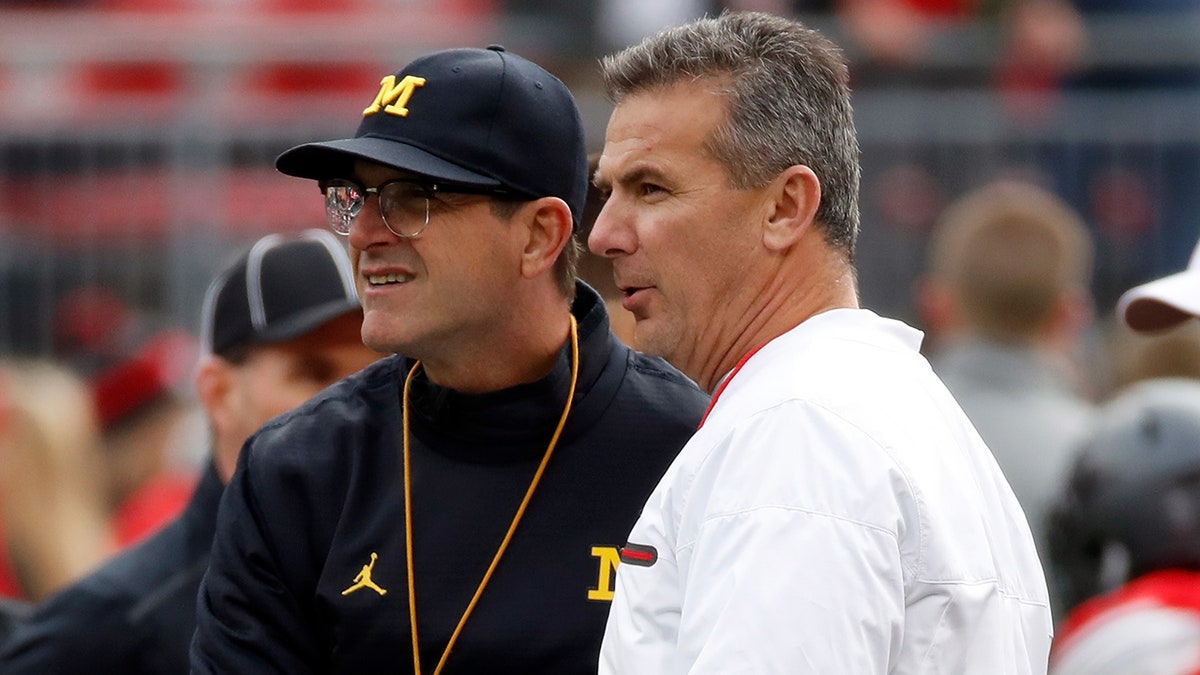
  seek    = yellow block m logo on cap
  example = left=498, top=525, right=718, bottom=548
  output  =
left=363, top=75, right=427, bottom=118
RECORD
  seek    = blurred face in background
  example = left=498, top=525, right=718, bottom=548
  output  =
left=199, top=310, right=380, bottom=482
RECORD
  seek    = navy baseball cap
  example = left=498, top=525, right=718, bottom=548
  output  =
left=275, top=46, right=589, bottom=227
left=200, top=230, right=361, bottom=357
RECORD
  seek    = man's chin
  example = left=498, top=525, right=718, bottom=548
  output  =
left=360, top=319, right=404, bottom=356
left=632, top=323, right=669, bottom=359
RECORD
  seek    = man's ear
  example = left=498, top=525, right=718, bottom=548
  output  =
left=520, top=197, right=575, bottom=280
left=762, top=165, right=822, bottom=252
left=194, top=356, right=230, bottom=426
left=195, top=355, right=238, bottom=442
left=194, top=354, right=246, bottom=483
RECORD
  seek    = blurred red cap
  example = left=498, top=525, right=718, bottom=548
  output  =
left=91, top=329, right=196, bottom=431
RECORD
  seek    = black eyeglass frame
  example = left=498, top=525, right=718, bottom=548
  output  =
left=318, top=177, right=518, bottom=239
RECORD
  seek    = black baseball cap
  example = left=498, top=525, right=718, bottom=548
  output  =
left=200, top=230, right=361, bottom=357
left=274, top=46, right=589, bottom=227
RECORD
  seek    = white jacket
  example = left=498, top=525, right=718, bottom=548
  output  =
left=600, top=309, right=1052, bottom=674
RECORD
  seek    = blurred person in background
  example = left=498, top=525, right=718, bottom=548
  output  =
left=1081, top=237, right=1200, bottom=399
left=917, top=178, right=1096, bottom=621
left=1043, top=238, right=1200, bottom=674
left=0, top=230, right=382, bottom=674
left=1106, top=319, right=1200, bottom=391
left=53, top=285, right=145, bottom=380
left=1118, top=236, right=1200, bottom=336
left=89, top=329, right=199, bottom=548
left=1106, top=234, right=1200, bottom=424
left=53, top=284, right=201, bottom=549
left=1046, top=378, right=1200, bottom=675
left=0, top=359, right=113, bottom=603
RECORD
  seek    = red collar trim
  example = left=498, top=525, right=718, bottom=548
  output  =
left=698, top=342, right=767, bottom=428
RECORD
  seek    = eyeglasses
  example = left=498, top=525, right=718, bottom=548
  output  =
left=319, top=177, right=513, bottom=239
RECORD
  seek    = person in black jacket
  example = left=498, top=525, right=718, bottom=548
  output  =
left=0, top=229, right=384, bottom=674
left=190, top=45, right=709, bottom=674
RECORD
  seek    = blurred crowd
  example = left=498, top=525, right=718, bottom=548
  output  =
left=0, top=287, right=203, bottom=605
left=915, top=176, right=1200, bottom=673
left=0, top=1, right=1199, bottom=673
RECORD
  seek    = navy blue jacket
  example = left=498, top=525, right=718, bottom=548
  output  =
left=192, top=283, right=708, bottom=673
left=0, top=463, right=222, bottom=674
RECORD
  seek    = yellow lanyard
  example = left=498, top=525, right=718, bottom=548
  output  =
left=402, top=315, right=579, bottom=675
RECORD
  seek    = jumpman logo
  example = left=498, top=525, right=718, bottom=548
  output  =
left=341, top=552, right=388, bottom=596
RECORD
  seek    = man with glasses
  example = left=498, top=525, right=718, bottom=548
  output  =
left=190, top=46, right=708, bottom=674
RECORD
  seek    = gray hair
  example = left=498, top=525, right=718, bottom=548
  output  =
left=601, top=11, right=861, bottom=258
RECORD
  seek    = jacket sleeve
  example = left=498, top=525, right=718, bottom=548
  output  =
left=0, top=587, right=141, bottom=674
left=604, top=403, right=908, bottom=673
left=190, top=443, right=322, bottom=674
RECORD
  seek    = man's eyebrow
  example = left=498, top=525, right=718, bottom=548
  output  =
left=595, top=165, right=667, bottom=191
left=592, top=168, right=610, bottom=191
